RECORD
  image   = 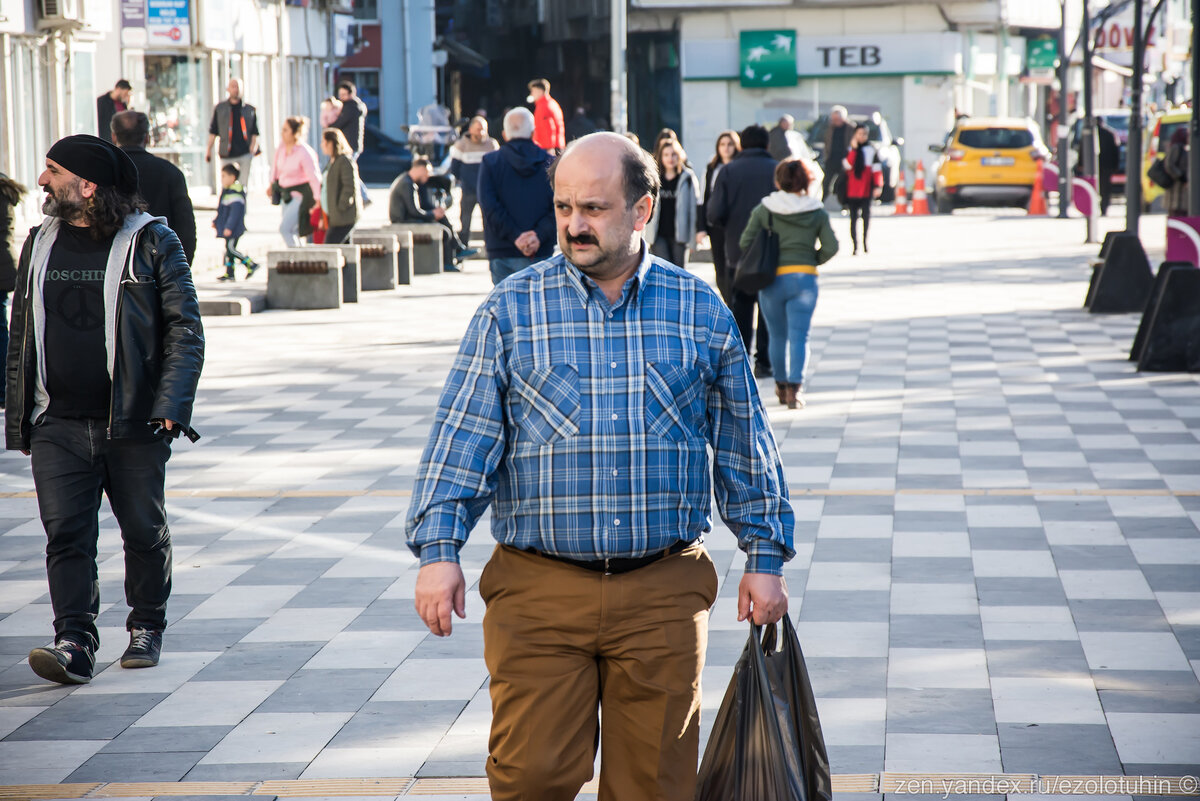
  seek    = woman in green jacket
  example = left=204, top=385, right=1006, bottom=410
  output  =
left=320, top=128, right=361, bottom=244
left=739, top=158, right=838, bottom=409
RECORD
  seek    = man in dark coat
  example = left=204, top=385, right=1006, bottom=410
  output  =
left=332, top=80, right=370, bottom=205
left=96, top=80, right=132, bottom=144
left=477, top=108, right=555, bottom=285
left=6, top=134, right=203, bottom=686
left=111, top=111, right=196, bottom=264
left=707, top=124, right=777, bottom=377
left=1096, top=118, right=1120, bottom=216
left=388, top=159, right=475, bottom=271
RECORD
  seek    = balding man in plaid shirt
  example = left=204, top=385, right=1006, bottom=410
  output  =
left=405, top=132, right=794, bottom=801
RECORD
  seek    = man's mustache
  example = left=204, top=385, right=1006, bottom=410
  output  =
left=567, top=234, right=598, bottom=246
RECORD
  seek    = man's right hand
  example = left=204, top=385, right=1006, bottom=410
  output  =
left=414, top=561, right=466, bottom=637
left=205, top=150, right=212, bottom=163
left=432, top=207, right=446, bottom=220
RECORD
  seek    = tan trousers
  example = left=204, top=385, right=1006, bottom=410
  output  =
left=479, top=543, right=719, bottom=801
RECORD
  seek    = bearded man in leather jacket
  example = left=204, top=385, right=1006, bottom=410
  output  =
left=5, top=134, right=203, bottom=685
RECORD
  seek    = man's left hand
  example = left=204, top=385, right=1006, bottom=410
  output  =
left=737, top=572, right=788, bottom=625
left=163, top=420, right=176, bottom=431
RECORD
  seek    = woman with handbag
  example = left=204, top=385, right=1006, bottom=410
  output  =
left=646, top=138, right=699, bottom=268
left=842, top=122, right=882, bottom=255
left=738, top=158, right=838, bottom=409
left=699, top=130, right=741, bottom=303
left=268, top=116, right=321, bottom=246
left=320, top=128, right=361, bottom=244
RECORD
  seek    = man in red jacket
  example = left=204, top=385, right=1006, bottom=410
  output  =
left=527, top=79, right=565, bottom=154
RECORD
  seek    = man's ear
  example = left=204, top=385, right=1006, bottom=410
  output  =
left=79, top=180, right=98, bottom=199
left=632, top=195, right=653, bottom=232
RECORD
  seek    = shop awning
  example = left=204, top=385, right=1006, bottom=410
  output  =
left=435, top=37, right=489, bottom=69
left=1091, top=55, right=1134, bottom=78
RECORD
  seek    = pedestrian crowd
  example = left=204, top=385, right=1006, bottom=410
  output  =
left=0, top=74, right=907, bottom=801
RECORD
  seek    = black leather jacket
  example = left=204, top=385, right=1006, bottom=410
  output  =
left=5, top=220, right=204, bottom=450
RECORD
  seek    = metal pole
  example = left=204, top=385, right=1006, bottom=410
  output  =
left=1082, top=0, right=1098, bottom=241
left=1125, top=0, right=1145, bottom=233
left=610, top=0, right=628, bottom=134
left=1190, top=0, right=1200, bottom=214
left=1058, top=0, right=1072, bottom=218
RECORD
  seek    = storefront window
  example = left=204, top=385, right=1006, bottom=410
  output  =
left=72, top=49, right=96, bottom=136
left=145, top=53, right=208, bottom=189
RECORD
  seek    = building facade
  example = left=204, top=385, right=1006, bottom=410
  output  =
left=0, top=0, right=358, bottom=212
left=631, top=0, right=1069, bottom=171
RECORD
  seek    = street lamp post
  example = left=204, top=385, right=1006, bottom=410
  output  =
left=610, top=0, right=628, bottom=134
left=1190, top=0, right=1200, bottom=214
left=1082, top=0, right=1098, bottom=241
left=1058, top=0, right=1072, bottom=218
left=1125, top=0, right=1146, bottom=234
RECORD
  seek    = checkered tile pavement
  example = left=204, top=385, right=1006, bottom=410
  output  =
left=0, top=211, right=1196, bottom=798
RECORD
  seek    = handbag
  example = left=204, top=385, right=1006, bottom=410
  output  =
left=695, top=618, right=832, bottom=801
left=269, top=180, right=283, bottom=206
left=733, top=211, right=779, bottom=294
left=1148, top=157, right=1176, bottom=190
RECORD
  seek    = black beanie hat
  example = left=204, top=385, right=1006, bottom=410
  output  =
left=46, top=134, right=139, bottom=195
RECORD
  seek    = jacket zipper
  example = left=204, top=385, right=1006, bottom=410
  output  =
left=18, top=264, right=32, bottom=437
left=107, top=237, right=139, bottom=439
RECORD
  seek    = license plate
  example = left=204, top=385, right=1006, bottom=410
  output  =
left=981, top=156, right=1015, bottom=166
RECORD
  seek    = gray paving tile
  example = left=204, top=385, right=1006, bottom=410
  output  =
left=891, top=558, right=977, bottom=583
left=886, top=688, right=997, bottom=735
left=890, top=615, right=984, bottom=649
left=805, top=657, right=888, bottom=698
left=285, top=578, right=395, bottom=609
left=328, top=700, right=469, bottom=748
left=797, top=591, right=890, bottom=622
left=1069, top=600, right=1172, bottom=632
left=256, top=669, right=393, bottom=712
left=1095, top=669, right=1200, bottom=713
left=66, top=750, right=205, bottom=782
left=975, top=578, right=1067, bottom=606
left=1049, top=544, right=1139, bottom=570
left=231, top=559, right=342, bottom=586
left=183, top=761, right=308, bottom=780
left=811, top=539, right=893, bottom=563
left=997, top=721, right=1124, bottom=772
left=826, top=745, right=884, bottom=773
left=967, top=529, right=1049, bottom=549
left=101, top=725, right=234, bottom=754
left=985, top=641, right=1092, bottom=678
left=1142, top=565, right=1200, bottom=592
left=193, top=642, right=325, bottom=681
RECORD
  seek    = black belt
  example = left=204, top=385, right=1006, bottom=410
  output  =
left=528, top=539, right=695, bottom=575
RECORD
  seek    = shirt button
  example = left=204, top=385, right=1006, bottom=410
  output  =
left=611, top=413, right=618, bottom=421
left=614, top=519, right=621, bottom=526
left=612, top=469, right=619, bottom=476
left=610, top=361, right=617, bottom=368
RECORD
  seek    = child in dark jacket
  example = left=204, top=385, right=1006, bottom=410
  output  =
left=214, top=163, right=259, bottom=281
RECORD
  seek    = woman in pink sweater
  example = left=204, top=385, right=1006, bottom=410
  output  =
left=269, top=116, right=321, bottom=246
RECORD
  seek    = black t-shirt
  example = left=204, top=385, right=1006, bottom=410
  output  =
left=829, top=125, right=849, bottom=169
left=228, top=102, right=249, bottom=157
left=658, top=173, right=679, bottom=243
left=43, top=224, right=113, bottom=419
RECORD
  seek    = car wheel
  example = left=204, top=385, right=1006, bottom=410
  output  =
left=936, top=192, right=954, bottom=214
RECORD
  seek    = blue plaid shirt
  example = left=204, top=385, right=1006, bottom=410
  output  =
left=405, top=248, right=794, bottom=575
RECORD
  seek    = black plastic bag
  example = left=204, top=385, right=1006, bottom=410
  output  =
left=733, top=211, right=779, bottom=294
left=1148, top=157, right=1176, bottom=189
left=695, top=616, right=831, bottom=801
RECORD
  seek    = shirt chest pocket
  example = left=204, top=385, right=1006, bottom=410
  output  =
left=644, top=361, right=707, bottom=442
left=510, top=363, right=581, bottom=445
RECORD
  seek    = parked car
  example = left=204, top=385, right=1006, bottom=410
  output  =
left=1070, top=109, right=1132, bottom=190
left=356, top=124, right=414, bottom=185
left=807, top=110, right=903, bottom=202
left=929, top=117, right=1051, bottom=213
left=1142, top=107, right=1190, bottom=209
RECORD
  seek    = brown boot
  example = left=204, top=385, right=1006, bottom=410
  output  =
left=775, top=382, right=787, bottom=405
left=785, top=383, right=805, bottom=410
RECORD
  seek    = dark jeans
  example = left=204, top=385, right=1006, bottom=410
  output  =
left=709, top=227, right=730, bottom=304
left=1099, top=170, right=1113, bottom=215
left=459, top=191, right=478, bottom=242
left=434, top=217, right=468, bottom=266
left=0, top=291, right=8, bottom=406
left=650, top=236, right=689, bottom=270
left=822, top=163, right=844, bottom=202
left=325, top=223, right=355, bottom=245
left=847, top=197, right=871, bottom=249
left=30, top=417, right=173, bottom=650
left=730, top=287, right=771, bottom=371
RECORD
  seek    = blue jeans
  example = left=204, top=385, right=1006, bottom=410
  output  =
left=757, top=273, right=818, bottom=385
left=490, top=256, right=536, bottom=286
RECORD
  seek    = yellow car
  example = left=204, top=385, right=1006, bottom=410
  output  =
left=1142, top=108, right=1190, bottom=207
left=929, top=117, right=1051, bottom=213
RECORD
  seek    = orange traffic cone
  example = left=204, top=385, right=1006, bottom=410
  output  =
left=1028, top=157, right=1048, bottom=216
left=894, top=166, right=909, bottom=215
left=910, top=162, right=930, bottom=215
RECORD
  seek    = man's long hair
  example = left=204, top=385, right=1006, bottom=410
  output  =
left=84, top=186, right=148, bottom=240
